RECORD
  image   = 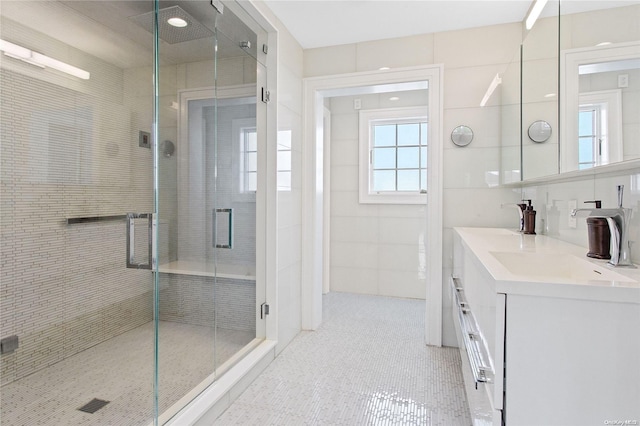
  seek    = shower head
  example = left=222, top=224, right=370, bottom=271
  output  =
left=130, top=5, right=214, bottom=44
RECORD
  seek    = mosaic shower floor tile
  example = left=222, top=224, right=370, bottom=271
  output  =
left=0, top=321, right=254, bottom=426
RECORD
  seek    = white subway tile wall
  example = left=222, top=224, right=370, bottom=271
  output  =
left=1, top=17, right=154, bottom=385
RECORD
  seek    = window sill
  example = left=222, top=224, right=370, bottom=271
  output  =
left=359, top=192, right=427, bottom=205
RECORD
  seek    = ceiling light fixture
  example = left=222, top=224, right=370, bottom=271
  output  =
left=0, top=39, right=90, bottom=80
left=480, top=73, right=502, bottom=107
left=596, top=42, right=612, bottom=47
left=389, top=96, right=400, bottom=101
left=379, top=67, right=390, bottom=71
left=167, top=17, right=188, bottom=27
left=544, top=93, right=556, bottom=98
left=525, top=0, right=548, bottom=30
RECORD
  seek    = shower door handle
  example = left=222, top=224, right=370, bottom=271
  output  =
left=126, top=213, right=157, bottom=269
left=213, top=208, right=233, bottom=249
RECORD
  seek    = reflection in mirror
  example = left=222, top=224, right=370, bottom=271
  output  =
left=518, top=2, right=640, bottom=181
left=528, top=120, right=552, bottom=143
left=500, top=47, right=522, bottom=184
left=161, top=140, right=175, bottom=158
left=561, top=41, right=639, bottom=172
left=521, top=1, right=559, bottom=180
left=451, top=125, right=473, bottom=147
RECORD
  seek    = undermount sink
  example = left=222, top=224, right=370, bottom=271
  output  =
left=489, top=251, right=636, bottom=283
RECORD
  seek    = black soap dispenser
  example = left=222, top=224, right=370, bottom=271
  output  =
left=523, top=201, right=536, bottom=235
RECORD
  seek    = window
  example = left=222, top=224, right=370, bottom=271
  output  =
left=578, top=106, right=599, bottom=170
left=577, top=90, right=622, bottom=170
left=359, top=107, right=428, bottom=204
left=277, top=130, right=292, bottom=191
left=241, top=127, right=258, bottom=192
left=232, top=118, right=257, bottom=201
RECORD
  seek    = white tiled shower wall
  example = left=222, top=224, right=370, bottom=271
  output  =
left=0, top=14, right=261, bottom=384
left=0, top=17, right=155, bottom=385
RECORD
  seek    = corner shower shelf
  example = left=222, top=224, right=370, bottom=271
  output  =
left=158, top=260, right=256, bottom=281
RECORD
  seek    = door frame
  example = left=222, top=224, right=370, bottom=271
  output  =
left=301, top=65, right=444, bottom=346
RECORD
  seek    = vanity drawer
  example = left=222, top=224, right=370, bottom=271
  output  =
left=450, top=275, right=496, bottom=425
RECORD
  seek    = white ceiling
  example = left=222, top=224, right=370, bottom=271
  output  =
left=263, top=0, right=532, bottom=49
left=262, top=0, right=638, bottom=49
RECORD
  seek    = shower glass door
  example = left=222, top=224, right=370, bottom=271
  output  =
left=154, top=0, right=265, bottom=422
left=0, top=0, right=264, bottom=425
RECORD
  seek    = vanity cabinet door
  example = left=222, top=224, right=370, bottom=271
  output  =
left=504, top=294, right=640, bottom=425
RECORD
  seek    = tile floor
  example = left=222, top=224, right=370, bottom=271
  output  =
left=1, top=321, right=254, bottom=426
left=213, top=292, right=472, bottom=425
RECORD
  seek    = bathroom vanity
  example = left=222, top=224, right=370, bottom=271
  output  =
left=452, top=227, right=640, bottom=426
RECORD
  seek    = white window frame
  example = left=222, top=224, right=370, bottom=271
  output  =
left=560, top=41, right=632, bottom=172
left=277, top=130, right=292, bottom=191
left=359, top=106, right=428, bottom=204
left=577, top=104, right=599, bottom=170
left=232, top=117, right=257, bottom=202
left=577, top=89, right=622, bottom=170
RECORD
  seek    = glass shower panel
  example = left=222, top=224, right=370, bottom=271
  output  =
left=1, top=1, right=264, bottom=424
left=154, top=1, right=221, bottom=421
left=0, top=1, right=156, bottom=424
left=155, top=1, right=263, bottom=420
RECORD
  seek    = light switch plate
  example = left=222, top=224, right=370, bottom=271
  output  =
left=568, top=199, right=577, bottom=228
left=618, top=74, right=629, bottom=88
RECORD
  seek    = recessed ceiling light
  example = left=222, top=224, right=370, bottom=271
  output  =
left=596, top=42, right=612, bottom=47
left=379, top=67, right=390, bottom=71
left=544, top=93, right=556, bottom=98
left=389, top=96, right=400, bottom=101
left=167, top=17, right=188, bottom=28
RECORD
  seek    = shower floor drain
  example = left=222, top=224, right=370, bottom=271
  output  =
left=78, top=398, right=110, bottom=414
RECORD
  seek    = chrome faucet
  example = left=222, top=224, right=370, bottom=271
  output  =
left=571, top=185, right=634, bottom=267
left=502, top=200, right=529, bottom=232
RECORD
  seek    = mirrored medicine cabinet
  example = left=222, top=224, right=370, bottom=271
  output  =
left=502, top=1, right=640, bottom=183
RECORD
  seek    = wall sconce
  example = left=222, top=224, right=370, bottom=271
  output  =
left=0, top=39, right=90, bottom=80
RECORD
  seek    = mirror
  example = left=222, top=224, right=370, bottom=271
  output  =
left=516, top=2, right=640, bottom=181
left=561, top=41, right=640, bottom=172
left=528, top=120, right=552, bottom=143
left=500, top=48, right=522, bottom=184
left=451, top=125, right=473, bottom=147
left=521, top=1, right=559, bottom=180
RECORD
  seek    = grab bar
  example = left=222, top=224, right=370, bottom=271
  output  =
left=67, top=215, right=127, bottom=225
left=213, top=208, right=234, bottom=249
left=126, top=213, right=156, bottom=270
left=450, top=276, right=494, bottom=388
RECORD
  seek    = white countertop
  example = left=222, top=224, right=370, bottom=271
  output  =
left=454, top=227, right=640, bottom=303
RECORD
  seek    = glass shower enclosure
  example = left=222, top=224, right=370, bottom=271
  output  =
left=0, top=1, right=266, bottom=424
